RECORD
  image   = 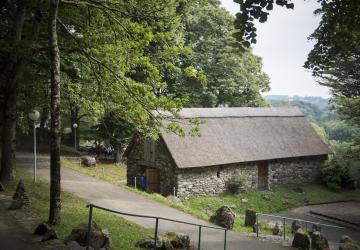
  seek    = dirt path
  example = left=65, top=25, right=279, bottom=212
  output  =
left=17, top=152, right=293, bottom=250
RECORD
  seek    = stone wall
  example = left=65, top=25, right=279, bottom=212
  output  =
left=268, top=155, right=327, bottom=186
left=126, top=137, right=177, bottom=196
left=176, top=163, right=258, bottom=200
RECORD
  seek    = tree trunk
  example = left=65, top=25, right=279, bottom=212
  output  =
left=0, top=1, right=26, bottom=181
left=48, top=0, right=61, bottom=225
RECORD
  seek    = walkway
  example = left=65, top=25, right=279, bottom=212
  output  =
left=17, top=152, right=292, bottom=250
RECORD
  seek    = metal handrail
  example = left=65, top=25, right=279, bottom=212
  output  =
left=255, top=212, right=345, bottom=240
left=86, top=203, right=228, bottom=250
left=257, top=213, right=345, bottom=229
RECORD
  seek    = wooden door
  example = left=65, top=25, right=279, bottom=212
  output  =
left=258, top=162, right=268, bottom=189
left=146, top=168, right=160, bottom=193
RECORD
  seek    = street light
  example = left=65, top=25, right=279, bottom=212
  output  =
left=28, top=109, right=40, bottom=182
left=73, top=123, right=78, bottom=149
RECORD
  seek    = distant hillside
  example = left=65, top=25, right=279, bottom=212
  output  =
left=264, top=95, right=336, bottom=123
left=264, top=95, right=329, bottom=109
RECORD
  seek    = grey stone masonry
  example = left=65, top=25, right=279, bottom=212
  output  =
left=268, top=155, right=327, bottom=186
left=176, top=163, right=258, bottom=200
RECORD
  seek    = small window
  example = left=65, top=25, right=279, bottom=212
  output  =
left=217, top=171, right=220, bottom=178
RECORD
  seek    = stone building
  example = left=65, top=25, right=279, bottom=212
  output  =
left=124, top=107, right=331, bottom=200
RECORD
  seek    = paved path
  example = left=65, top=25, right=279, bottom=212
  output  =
left=17, top=152, right=292, bottom=250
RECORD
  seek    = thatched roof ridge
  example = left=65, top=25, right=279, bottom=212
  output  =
left=161, top=107, right=331, bottom=169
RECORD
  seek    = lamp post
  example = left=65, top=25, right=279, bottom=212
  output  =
left=73, top=123, right=78, bottom=149
left=28, top=109, right=40, bottom=182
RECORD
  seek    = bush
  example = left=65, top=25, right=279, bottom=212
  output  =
left=321, top=158, right=354, bottom=191
left=226, top=175, right=247, bottom=194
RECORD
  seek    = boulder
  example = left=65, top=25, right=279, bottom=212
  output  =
left=166, top=195, right=182, bottom=205
left=65, top=221, right=110, bottom=249
left=162, top=232, right=190, bottom=249
left=272, top=222, right=282, bottom=236
left=210, top=206, right=236, bottom=229
left=262, top=194, right=271, bottom=201
left=244, top=209, right=256, bottom=227
left=8, top=180, right=30, bottom=210
left=241, top=198, right=248, bottom=204
left=292, top=228, right=310, bottom=250
left=135, top=237, right=162, bottom=249
left=81, top=156, right=96, bottom=167
left=0, top=182, right=5, bottom=192
left=34, top=223, right=58, bottom=242
left=310, top=231, right=329, bottom=250
left=291, top=220, right=301, bottom=234
left=339, top=235, right=360, bottom=250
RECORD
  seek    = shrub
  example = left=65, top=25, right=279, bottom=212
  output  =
left=321, top=158, right=354, bottom=191
left=226, top=175, right=247, bottom=194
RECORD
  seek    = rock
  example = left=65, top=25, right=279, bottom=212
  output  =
left=272, top=223, right=282, bottom=236
left=291, top=220, right=301, bottom=234
left=339, top=235, right=360, bottom=250
left=81, top=156, right=96, bottom=167
left=253, top=222, right=261, bottom=233
left=135, top=237, right=162, bottom=249
left=282, top=199, right=289, bottom=205
left=241, top=198, right=248, bottom=203
left=166, top=195, right=182, bottom=205
left=292, top=228, right=310, bottom=250
left=210, top=206, right=236, bottom=229
left=34, top=223, right=58, bottom=241
left=262, top=194, right=271, bottom=201
left=310, top=231, right=329, bottom=250
left=162, top=232, right=190, bottom=249
left=244, top=209, right=256, bottom=227
left=65, top=221, right=110, bottom=249
left=8, top=180, right=30, bottom=210
left=0, top=182, right=5, bottom=192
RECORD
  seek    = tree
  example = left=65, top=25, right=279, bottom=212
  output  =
left=305, top=0, right=360, bottom=126
left=166, top=1, right=270, bottom=107
left=48, top=0, right=61, bottom=224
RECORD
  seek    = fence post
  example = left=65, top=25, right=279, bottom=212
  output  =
left=86, top=204, right=93, bottom=250
left=198, top=226, right=202, bottom=250
left=256, top=213, right=259, bottom=237
left=283, top=218, right=286, bottom=240
left=134, top=177, right=137, bottom=189
left=224, top=229, right=227, bottom=250
left=154, top=218, right=159, bottom=248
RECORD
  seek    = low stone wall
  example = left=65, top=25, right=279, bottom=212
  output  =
left=176, top=163, right=258, bottom=200
left=268, top=155, right=326, bottom=186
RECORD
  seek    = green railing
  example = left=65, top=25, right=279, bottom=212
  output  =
left=86, top=203, right=228, bottom=250
left=256, top=213, right=345, bottom=240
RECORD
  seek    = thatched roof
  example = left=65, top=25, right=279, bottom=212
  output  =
left=161, top=107, right=331, bottom=169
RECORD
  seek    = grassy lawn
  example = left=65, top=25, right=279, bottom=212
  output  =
left=1, top=169, right=151, bottom=250
left=61, top=157, right=127, bottom=184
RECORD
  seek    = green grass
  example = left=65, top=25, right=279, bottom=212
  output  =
left=61, top=157, right=127, bottom=184
left=1, top=169, right=151, bottom=249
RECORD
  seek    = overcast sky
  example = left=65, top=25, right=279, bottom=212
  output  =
left=220, top=0, right=330, bottom=98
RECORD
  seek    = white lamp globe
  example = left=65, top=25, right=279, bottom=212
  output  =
left=73, top=123, right=78, bottom=129
left=28, top=109, right=40, bottom=121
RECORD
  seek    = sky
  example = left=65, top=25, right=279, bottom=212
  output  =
left=220, top=0, right=330, bottom=98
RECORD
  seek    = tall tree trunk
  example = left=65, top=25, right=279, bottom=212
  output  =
left=0, top=1, right=26, bottom=181
left=48, top=0, right=61, bottom=225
